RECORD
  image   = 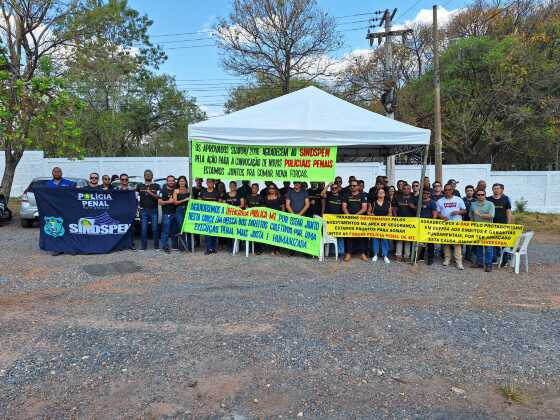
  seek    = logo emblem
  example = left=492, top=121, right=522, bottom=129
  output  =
left=43, top=217, right=65, bottom=238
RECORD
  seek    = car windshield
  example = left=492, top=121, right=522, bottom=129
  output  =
left=28, top=180, right=49, bottom=191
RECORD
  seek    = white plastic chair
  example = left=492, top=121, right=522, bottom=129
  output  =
left=499, top=231, right=534, bottom=274
left=315, top=215, right=338, bottom=261
left=232, top=239, right=254, bottom=257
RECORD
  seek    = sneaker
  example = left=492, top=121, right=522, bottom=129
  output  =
left=129, top=246, right=137, bottom=251
left=163, top=247, right=170, bottom=254
left=51, top=251, right=63, bottom=256
left=500, top=259, right=509, bottom=268
left=204, top=250, right=212, bottom=255
left=139, top=247, right=146, bottom=251
left=457, top=263, right=464, bottom=270
left=484, top=265, right=493, bottom=272
left=343, top=254, right=351, bottom=262
left=442, top=258, right=450, bottom=266
left=384, top=256, right=391, bottom=264
left=360, top=254, right=368, bottom=262
left=372, top=255, right=378, bottom=262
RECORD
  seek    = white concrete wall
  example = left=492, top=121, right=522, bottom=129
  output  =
left=1, top=151, right=558, bottom=212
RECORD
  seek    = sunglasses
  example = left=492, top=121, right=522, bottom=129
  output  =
left=90, top=176, right=98, bottom=180
left=102, top=178, right=110, bottom=181
left=476, top=193, right=486, bottom=196
left=120, top=178, right=128, bottom=181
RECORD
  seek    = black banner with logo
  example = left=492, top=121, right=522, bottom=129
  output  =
left=34, top=188, right=137, bottom=254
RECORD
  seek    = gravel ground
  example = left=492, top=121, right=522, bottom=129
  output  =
left=1, top=218, right=559, bottom=419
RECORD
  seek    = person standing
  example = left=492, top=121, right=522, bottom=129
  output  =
left=392, top=184, right=417, bottom=261
left=487, top=183, right=512, bottom=266
left=237, top=180, right=251, bottom=199
left=47, top=167, right=76, bottom=188
left=264, top=183, right=285, bottom=255
left=158, top=175, right=178, bottom=253
left=260, top=181, right=273, bottom=199
left=470, top=190, right=496, bottom=272
left=418, top=190, right=438, bottom=265
left=447, top=179, right=461, bottom=197
left=193, top=178, right=204, bottom=199
left=341, top=176, right=356, bottom=196
left=476, top=180, right=487, bottom=194
left=173, top=176, right=191, bottom=252
left=411, top=181, right=420, bottom=197
left=279, top=181, right=292, bottom=197
left=199, top=179, right=222, bottom=254
left=101, top=175, right=113, bottom=190
left=431, top=181, right=444, bottom=201
left=436, top=184, right=467, bottom=270
left=342, top=180, right=368, bottom=262
left=370, top=188, right=391, bottom=264
left=87, top=172, right=100, bottom=188
left=285, top=182, right=310, bottom=216
left=118, top=174, right=136, bottom=251
left=321, top=182, right=345, bottom=256
left=246, top=183, right=264, bottom=209
left=306, top=182, right=322, bottom=217
left=136, top=169, right=161, bottom=250
left=224, top=181, right=244, bottom=208
left=462, top=185, right=477, bottom=262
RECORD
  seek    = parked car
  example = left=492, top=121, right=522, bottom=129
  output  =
left=20, top=177, right=88, bottom=227
left=0, top=191, right=12, bottom=225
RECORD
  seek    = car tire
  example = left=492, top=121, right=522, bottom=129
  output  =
left=21, top=218, right=34, bottom=228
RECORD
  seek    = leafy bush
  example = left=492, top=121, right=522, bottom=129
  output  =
left=514, top=197, right=528, bottom=213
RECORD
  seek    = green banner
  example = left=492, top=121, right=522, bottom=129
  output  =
left=181, top=200, right=322, bottom=256
left=191, top=140, right=337, bottom=182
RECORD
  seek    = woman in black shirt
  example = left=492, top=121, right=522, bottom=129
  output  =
left=369, top=188, right=391, bottom=263
left=173, top=176, right=190, bottom=251
left=246, top=183, right=263, bottom=208
left=224, top=181, right=245, bottom=208
left=264, top=183, right=284, bottom=255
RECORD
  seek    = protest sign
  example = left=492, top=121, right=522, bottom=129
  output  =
left=191, top=140, right=336, bottom=182
left=324, top=214, right=523, bottom=246
left=34, top=188, right=137, bottom=254
left=182, top=200, right=322, bottom=256
left=417, top=219, right=524, bottom=247
left=324, top=214, right=418, bottom=241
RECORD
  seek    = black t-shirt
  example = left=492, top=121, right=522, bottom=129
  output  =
left=372, top=199, right=391, bottom=216
left=431, top=192, right=444, bottom=202
left=344, top=192, right=367, bottom=214
left=246, top=193, right=263, bottom=208
left=420, top=199, right=437, bottom=219
left=160, top=185, right=176, bottom=214
left=324, top=192, right=343, bottom=214
left=307, top=188, right=322, bottom=216
left=224, top=191, right=242, bottom=207
left=487, top=195, right=511, bottom=224
left=264, top=195, right=284, bottom=211
left=193, top=186, right=203, bottom=200
left=392, top=193, right=418, bottom=217
left=199, top=188, right=221, bottom=202
left=279, top=186, right=292, bottom=197
left=176, top=190, right=189, bottom=210
left=237, top=184, right=251, bottom=199
left=462, top=196, right=476, bottom=221
left=136, top=182, right=160, bottom=209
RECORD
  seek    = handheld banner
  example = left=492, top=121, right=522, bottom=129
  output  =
left=182, top=199, right=322, bottom=256
left=324, top=214, right=418, bottom=241
left=191, top=140, right=337, bottom=182
left=417, top=219, right=524, bottom=247
left=34, top=188, right=137, bottom=254
left=324, top=214, right=523, bottom=246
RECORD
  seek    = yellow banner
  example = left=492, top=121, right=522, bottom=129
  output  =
left=324, top=214, right=523, bottom=247
left=324, top=215, right=418, bottom=241
left=417, top=219, right=523, bottom=247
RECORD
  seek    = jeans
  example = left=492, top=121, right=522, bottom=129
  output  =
left=477, top=246, right=494, bottom=267
left=140, top=208, right=159, bottom=249
left=175, top=206, right=192, bottom=251
left=160, top=213, right=178, bottom=250
left=205, top=235, right=217, bottom=252
left=395, top=241, right=411, bottom=258
left=372, top=238, right=389, bottom=257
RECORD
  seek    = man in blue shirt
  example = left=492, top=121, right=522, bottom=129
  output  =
left=46, top=167, right=76, bottom=188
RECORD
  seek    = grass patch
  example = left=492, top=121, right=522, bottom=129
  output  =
left=498, top=383, right=527, bottom=405
left=513, top=212, right=560, bottom=235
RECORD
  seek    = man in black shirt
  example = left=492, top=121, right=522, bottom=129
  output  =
left=238, top=180, right=251, bottom=199
left=246, top=183, right=264, bottom=208
left=260, top=181, right=273, bottom=198
left=87, top=172, right=101, bottom=189
left=341, top=176, right=356, bottom=196
left=392, top=184, right=417, bottom=261
left=321, top=182, right=345, bottom=256
left=462, top=185, right=477, bottom=262
left=159, top=175, right=178, bottom=253
left=342, top=180, right=368, bottom=262
left=193, top=178, right=204, bottom=199
left=306, top=182, right=322, bottom=217
left=199, top=179, right=222, bottom=254
left=279, top=181, right=292, bottom=197
left=136, top=169, right=161, bottom=250
left=487, top=183, right=512, bottom=266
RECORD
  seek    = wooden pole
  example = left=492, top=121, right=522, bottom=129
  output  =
left=433, top=5, right=443, bottom=183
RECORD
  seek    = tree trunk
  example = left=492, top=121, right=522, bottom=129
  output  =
left=1, top=149, right=24, bottom=200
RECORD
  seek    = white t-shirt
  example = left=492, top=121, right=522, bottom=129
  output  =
left=436, top=196, right=466, bottom=221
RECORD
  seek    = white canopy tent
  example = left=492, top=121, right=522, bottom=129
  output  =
left=189, top=86, right=430, bottom=150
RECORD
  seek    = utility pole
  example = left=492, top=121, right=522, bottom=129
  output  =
left=433, top=5, right=443, bottom=183
left=366, top=9, right=412, bottom=186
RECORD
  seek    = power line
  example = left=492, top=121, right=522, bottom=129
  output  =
left=163, top=44, right=216, bottom=50
left=149, top=29, right=214, bottom=38
left=335, top=12, right=376, bottom=19
left=397, top=0, right=424, bottom=21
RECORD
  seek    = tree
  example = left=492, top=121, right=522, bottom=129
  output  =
left=0, top=0, right=165, bottom=198
left=216, top=0, right=342, bottom=94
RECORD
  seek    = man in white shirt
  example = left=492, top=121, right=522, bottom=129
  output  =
left=437, top=184, right=467, bottom=270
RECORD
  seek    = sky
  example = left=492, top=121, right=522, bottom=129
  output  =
left=128, top=0, right=466, bottom=116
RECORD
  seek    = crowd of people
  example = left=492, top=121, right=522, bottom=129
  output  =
left=46, top=167, right=513, bottom=271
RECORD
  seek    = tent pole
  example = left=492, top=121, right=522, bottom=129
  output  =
left=187, top=133, right=194, bottom=253
left=412, top=144, right=430, bottom=265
